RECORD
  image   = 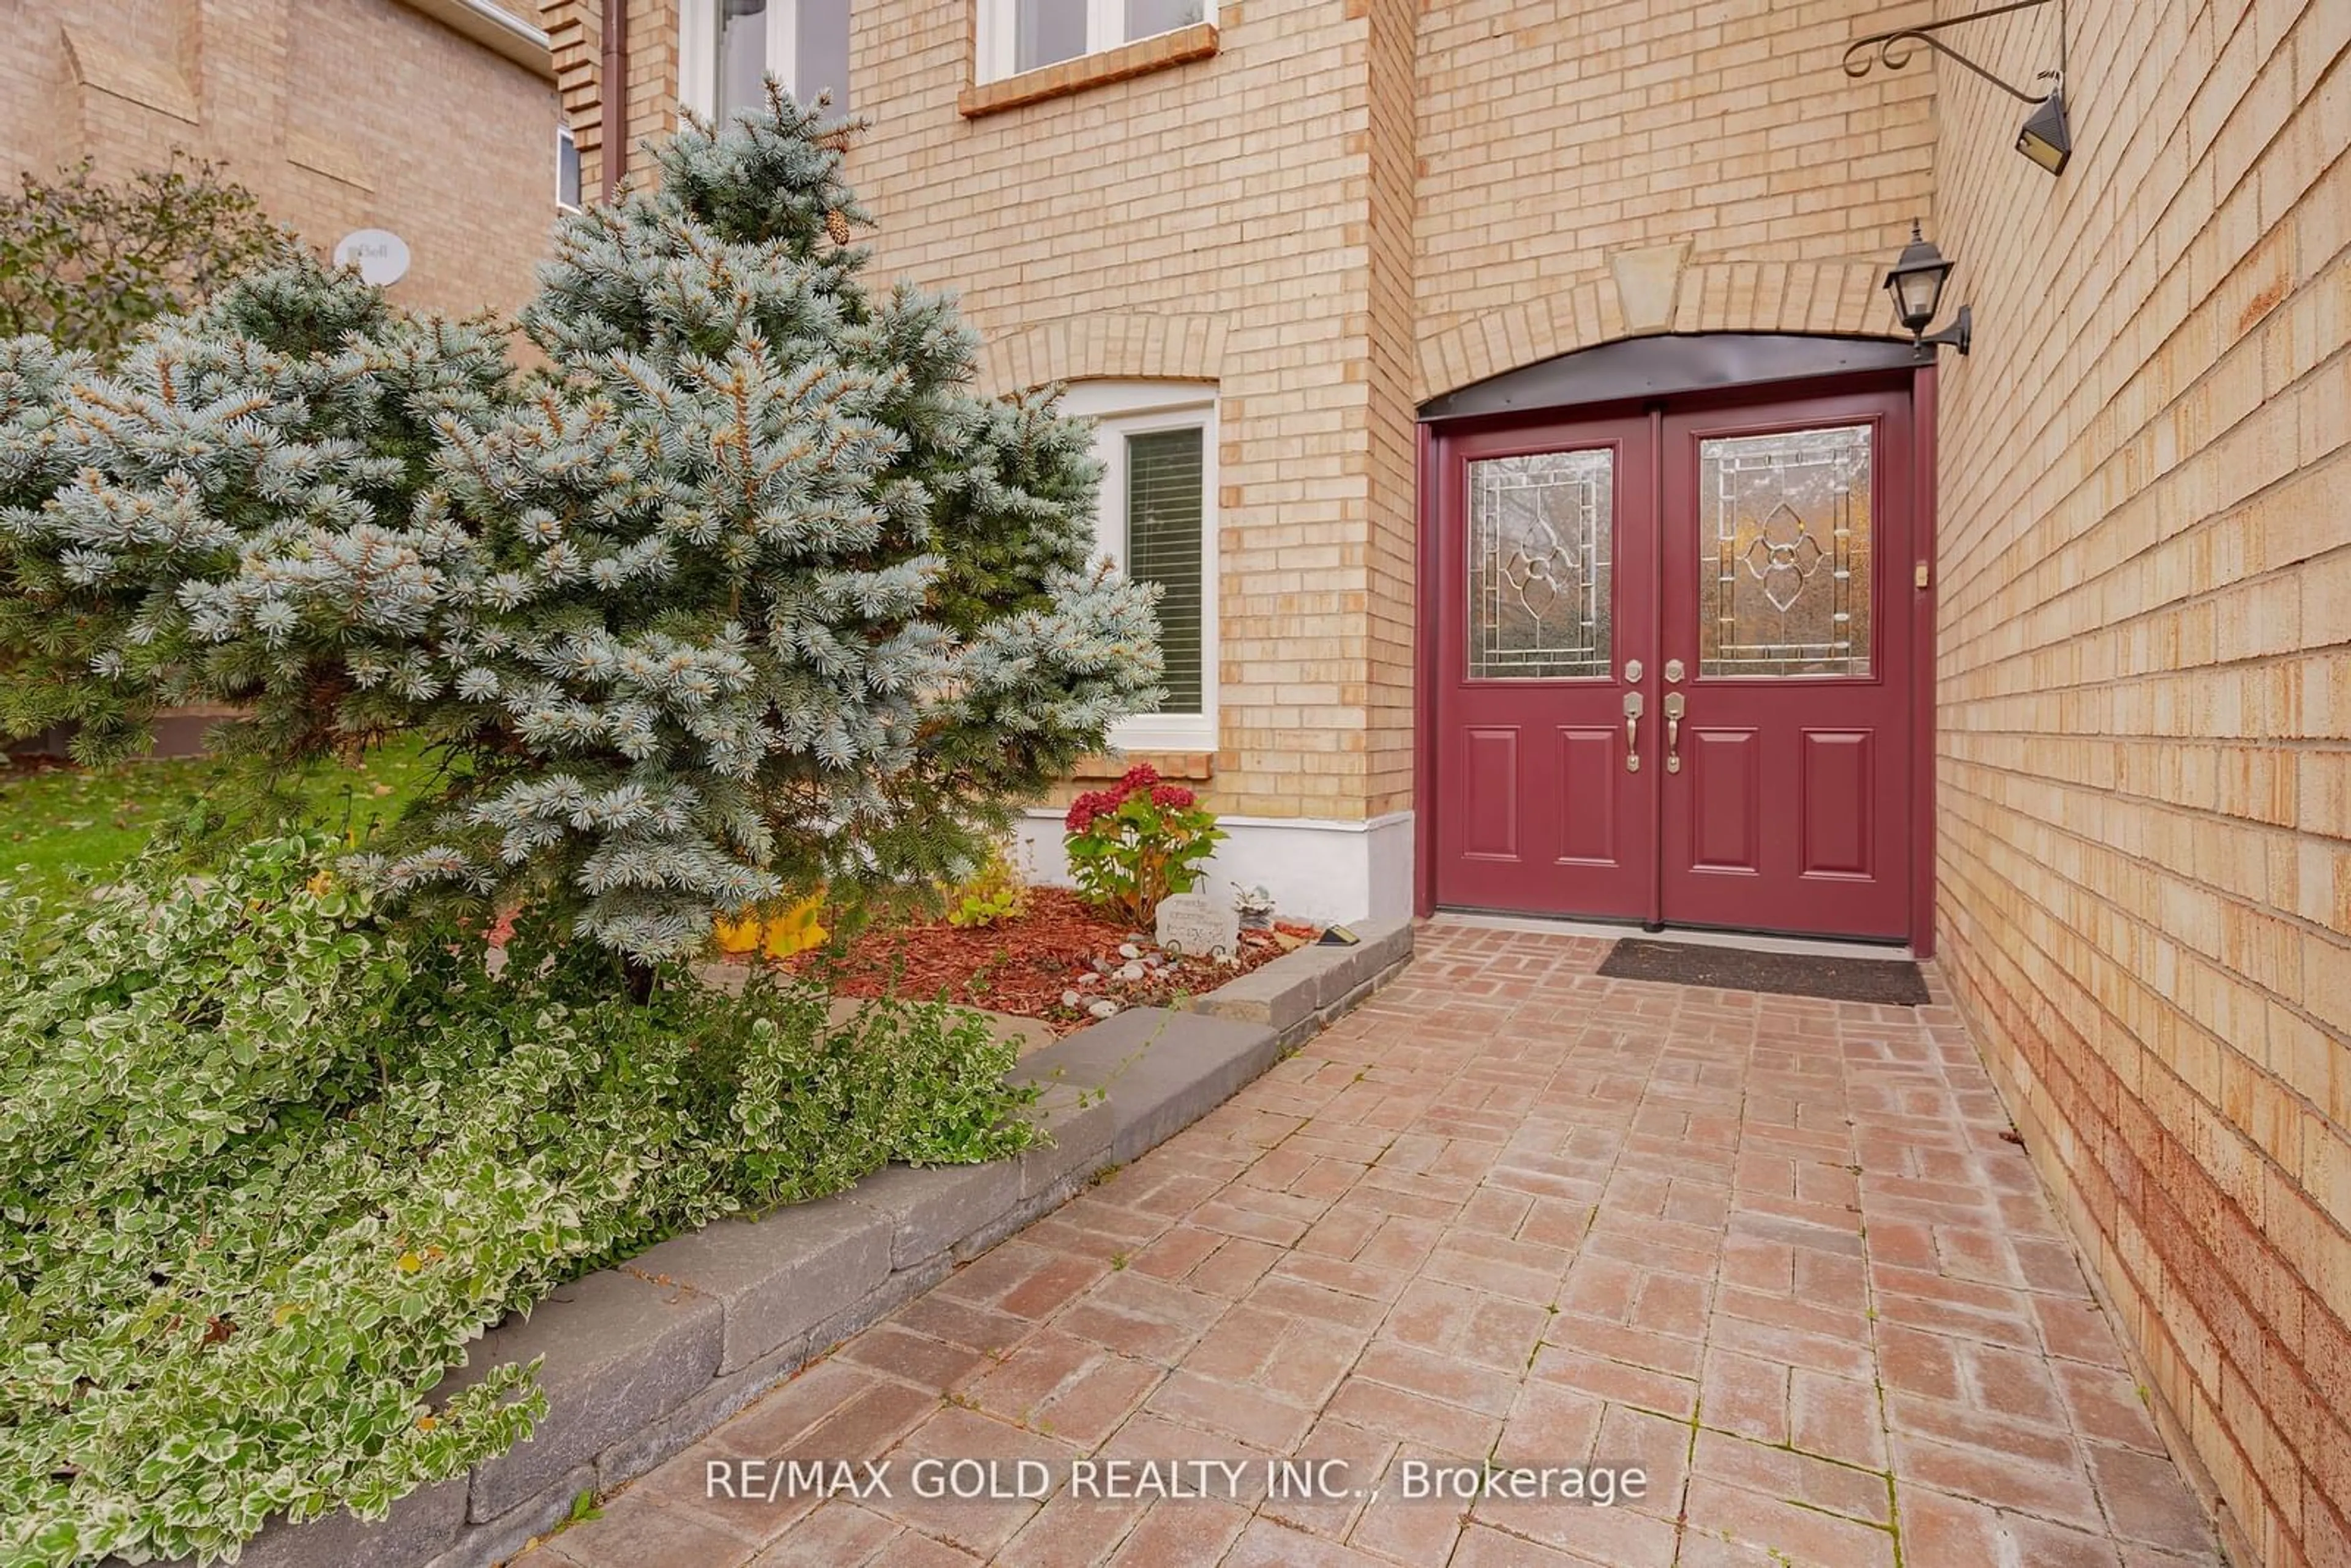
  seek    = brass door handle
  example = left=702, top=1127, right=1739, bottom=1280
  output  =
left=1663, top=692, right=1684, bottom=774
left=1622, top=691, right=1645, bottom=773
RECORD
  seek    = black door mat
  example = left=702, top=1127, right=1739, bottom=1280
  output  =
left=1597, top=937, right=1929, bottom=1005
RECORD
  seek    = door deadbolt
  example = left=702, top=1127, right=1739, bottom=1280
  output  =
left=1624, top=659, right=1643, bottom=683
left=1664, top=658, right=1684, bottom=683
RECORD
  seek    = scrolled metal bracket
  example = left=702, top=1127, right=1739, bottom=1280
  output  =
left=1843, top=0, right=2067, bottom=106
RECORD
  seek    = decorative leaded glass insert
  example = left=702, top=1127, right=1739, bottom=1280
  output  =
left=1698, top=425, right=1873, bottom=678
left=1467, top=448, right=1613, bottom=680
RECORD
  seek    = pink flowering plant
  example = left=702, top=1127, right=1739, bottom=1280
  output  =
left=1062, top=763, right=1225, bottom=925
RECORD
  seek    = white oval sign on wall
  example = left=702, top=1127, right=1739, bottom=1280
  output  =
left=332, top=228, right=411, bottom=287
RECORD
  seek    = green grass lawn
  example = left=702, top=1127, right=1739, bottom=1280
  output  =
left=0, top=737, right=438, bottom=899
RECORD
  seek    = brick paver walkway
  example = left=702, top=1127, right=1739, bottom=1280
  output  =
left=515, top=919, right=2222, bottom=1568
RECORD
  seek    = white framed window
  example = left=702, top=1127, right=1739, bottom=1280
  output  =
left=976, top=0, right=1210, bottom=84
left=1059, top=381, right=1218, bottom=754
left=679, top=1, right=852, bottom=123
left=555, top=122, right=581, bottom=211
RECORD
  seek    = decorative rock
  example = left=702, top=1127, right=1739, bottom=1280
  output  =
left=1088, top=999, right=1120, bottom=1018
left=1116, top=962, right=1146, bottom=981
left=1077, top=972, right=1099, bottom=986
left=1118, top=942, right=1142, bottom=959
left=1155, top=889, right=1240, bottom=959
left=1061, top=989, right=1081, bottom=1007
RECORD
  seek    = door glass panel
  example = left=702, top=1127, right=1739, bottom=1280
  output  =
left=1698, top=424, right=1872, bottom=678
left=1467, top=448, right=1613, bottom=680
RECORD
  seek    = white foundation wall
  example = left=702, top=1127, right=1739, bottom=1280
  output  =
left=1014, top=811, right=1416, bottom=929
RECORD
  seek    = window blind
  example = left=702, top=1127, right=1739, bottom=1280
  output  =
left=1125, top=427, right=1205, bottom=714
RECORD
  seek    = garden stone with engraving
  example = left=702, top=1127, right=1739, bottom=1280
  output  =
left=1156, top=891, right=1239, bottom=958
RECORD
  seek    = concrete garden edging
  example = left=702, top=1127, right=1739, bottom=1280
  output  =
left=195, top=917, right=1412, bottom=1568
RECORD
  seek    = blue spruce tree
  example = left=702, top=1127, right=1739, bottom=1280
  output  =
left=375, top=88, right=1164, bottom=959
left=0, top=257, right=513, bottom=763
left=1, top=89, right=1163, bottom=966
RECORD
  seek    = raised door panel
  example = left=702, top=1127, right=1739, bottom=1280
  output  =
left=1688, top=728, right=1761, bottom=873
left=1462, top=727, right=1519, bottom=860
left=1799, top=729, right=1873, bottom=878
left=1554, top=727, right=1621, bottom=865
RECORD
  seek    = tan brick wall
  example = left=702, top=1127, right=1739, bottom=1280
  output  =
left=1362, top=0, right=1420, bottom=820
left=566, top=0, right=1943, bottom=823
left=1409, top=0, right=1940, bottom=400
left=571, top=0, right=1412, bottom=821
left=860, top=1, right=1409, bottom=823
left=1930, top=0, right=2351, bottom=1561
left=0, top=0, right=560, bottom=323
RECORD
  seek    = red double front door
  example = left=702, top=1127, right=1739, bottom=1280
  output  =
left=1431, top=386, right=1916, bottom=942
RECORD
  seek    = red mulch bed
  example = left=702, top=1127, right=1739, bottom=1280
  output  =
left=770, top=888, right=1316, bottom=1033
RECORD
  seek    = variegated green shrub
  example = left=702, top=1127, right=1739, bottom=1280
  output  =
left=0, top=836, right=1035, bottom=1567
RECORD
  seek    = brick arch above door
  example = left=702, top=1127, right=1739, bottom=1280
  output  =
left=977, top=311, right=1229, bottom=397
left=1414, top=259, right=1893, bottom=404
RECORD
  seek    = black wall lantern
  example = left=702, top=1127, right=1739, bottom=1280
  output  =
left=1885, top=222, right=1971, bottom=355
left=1844, top=0, right=2072, bottom=177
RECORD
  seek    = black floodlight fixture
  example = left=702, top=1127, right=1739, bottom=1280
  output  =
left=2016, top=88, right=2073, bottom=174
left=1843, top=0, right=2074, bottom=178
